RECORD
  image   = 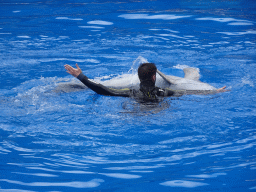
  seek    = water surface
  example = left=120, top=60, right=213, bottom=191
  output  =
left=0, top=1, right=255, bottom=191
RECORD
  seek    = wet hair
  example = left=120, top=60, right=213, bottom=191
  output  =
left=138, top=63, right=157, bottom=81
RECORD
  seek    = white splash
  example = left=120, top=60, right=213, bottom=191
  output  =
left=241, top=77, right=254, bottom=87
left=173, top=64, right=193, bottom=70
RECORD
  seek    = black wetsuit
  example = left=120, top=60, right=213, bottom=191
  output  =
left=77, top=73, right=185, bottom=101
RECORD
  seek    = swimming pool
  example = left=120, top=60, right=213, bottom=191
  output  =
left=0, top=1, right=255, bottom=191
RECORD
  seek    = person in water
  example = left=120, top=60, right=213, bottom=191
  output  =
left=64, top=63, right=226, bottom=101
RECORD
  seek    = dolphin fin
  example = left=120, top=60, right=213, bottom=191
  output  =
left=157, top=70, right=174, bottom=84
left=183, top=68, right=200, bottom=81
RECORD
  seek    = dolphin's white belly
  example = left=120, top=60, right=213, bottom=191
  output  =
left=166, top=75, right=216, bottom=90
left=102, top=74, right=216, bottom=91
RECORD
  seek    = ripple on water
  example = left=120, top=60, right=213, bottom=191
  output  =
left=99, top=173, right=141, bottom=179
left=0, top=189, right=35, bottom=192
left=0, top=179, right=104, bottom=188
left=160, top=180, right=209, bottom=188
left=87, top=20, right=113, bottom=25
left=186, top=172, right=227, bottom=178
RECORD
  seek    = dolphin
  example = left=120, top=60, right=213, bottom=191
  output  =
left=57, top=67, right=224, bottom=94
left=100, top=67, right=218, bottom=91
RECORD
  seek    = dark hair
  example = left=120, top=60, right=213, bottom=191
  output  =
left=138, top=63, right=157, bottom=81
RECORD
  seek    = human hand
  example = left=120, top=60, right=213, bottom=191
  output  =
left=64, top=64, right=82, bottom=77
left=216, top=86, right=229, bottom=93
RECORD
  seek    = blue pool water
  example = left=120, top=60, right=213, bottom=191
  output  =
left=0, top=1, right=256, bottom=191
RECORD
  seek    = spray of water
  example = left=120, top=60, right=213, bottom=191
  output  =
left=128, top=56, right=149, bottom=74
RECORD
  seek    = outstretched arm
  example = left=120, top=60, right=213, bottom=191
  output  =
left=64, top=64, right=131, bottom=97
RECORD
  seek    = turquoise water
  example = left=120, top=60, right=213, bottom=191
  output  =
left=0, top=1, right=256, bottom=191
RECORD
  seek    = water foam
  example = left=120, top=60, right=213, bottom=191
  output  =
left=173, top=64, right=195, bottom=70
left=101, top=56, right=149, bottom=87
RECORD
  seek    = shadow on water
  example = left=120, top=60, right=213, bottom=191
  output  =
left=120, top=99, right=173, bottom=116
left=53, top=82, right=86, bottom=93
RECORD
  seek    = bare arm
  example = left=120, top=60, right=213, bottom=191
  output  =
left=64, top=64, right=82, bottom=77
left=216, top=86, right=228, bottom=92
